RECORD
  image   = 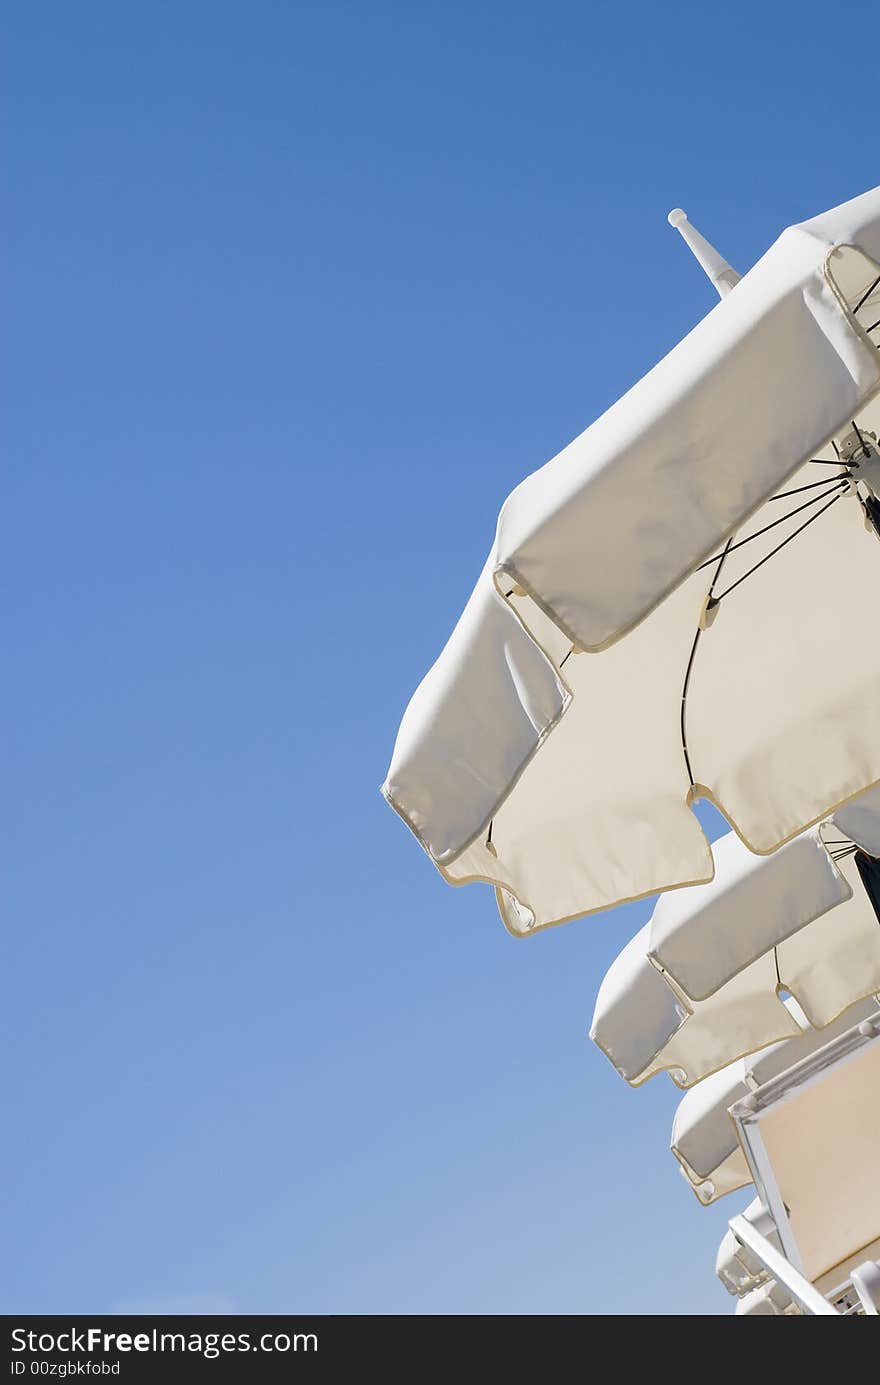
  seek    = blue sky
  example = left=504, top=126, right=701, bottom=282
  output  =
left=5, top=1, right=877, bottom=1315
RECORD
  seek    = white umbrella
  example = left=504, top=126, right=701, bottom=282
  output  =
left=669, top=995, right=879, bottom=1205
left=590, top=823, right=880, bottom=1087
left=384, top=186, right=880, bottom=933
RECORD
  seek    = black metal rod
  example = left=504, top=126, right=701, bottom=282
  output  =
left=768, top=475, right=849, bottom=501
left=710, top=492, right=843, bottom=604
left=696, top=480, right=847, bottom=572
left=853, top=271, right=880, bottom=315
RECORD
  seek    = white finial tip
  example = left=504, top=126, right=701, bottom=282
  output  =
left=668, top=208, right=688, bottom=228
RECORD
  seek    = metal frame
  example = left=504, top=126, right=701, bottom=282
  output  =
left=727, top=1215, right=838, bottom=1316
left=727, top=1013, right=880, bottom=1315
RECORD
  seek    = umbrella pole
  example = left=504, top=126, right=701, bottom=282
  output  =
left=667, top=207, right=740, bottom=297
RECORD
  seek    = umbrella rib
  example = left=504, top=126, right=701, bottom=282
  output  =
left=695, top=480, right=847, bottom=572
left=853, top=271, right=880, bottom=315
left=767, top=474, right=850, bottom=500
left=814, top=438, right=842, bottom=463
left=851, top=418, right=873, bottom=455
left=709, top=492, right=843, bottom=605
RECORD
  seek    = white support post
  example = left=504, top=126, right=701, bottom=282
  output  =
left=728, top=1216, right=839, bottom=1316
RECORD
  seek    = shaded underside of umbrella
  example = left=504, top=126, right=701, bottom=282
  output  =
left=384, top=186, right=880, bottom=934
left=590, top=814, right=880, bottom=1087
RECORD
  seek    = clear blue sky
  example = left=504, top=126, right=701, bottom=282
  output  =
left=5, top=1, right=876, bottom=1316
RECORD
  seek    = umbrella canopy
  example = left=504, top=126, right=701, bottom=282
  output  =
left=669, top=996, right=879, bottom=1205
left=384, top=186, right=880, bottom=934
left=647, top=828, right=851, bottom=1001
left=590, top=822, right=880, bottom=1087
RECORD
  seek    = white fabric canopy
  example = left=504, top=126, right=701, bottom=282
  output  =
left=591, top=920, right=804, bottom=1088
left=384, top=186, right=880, bottom=934
left=590, top=825, right=880, bottom=1086
left=670, top=997, right=879, bottom=1204
left=647, top=829, right=851, bottom=1001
